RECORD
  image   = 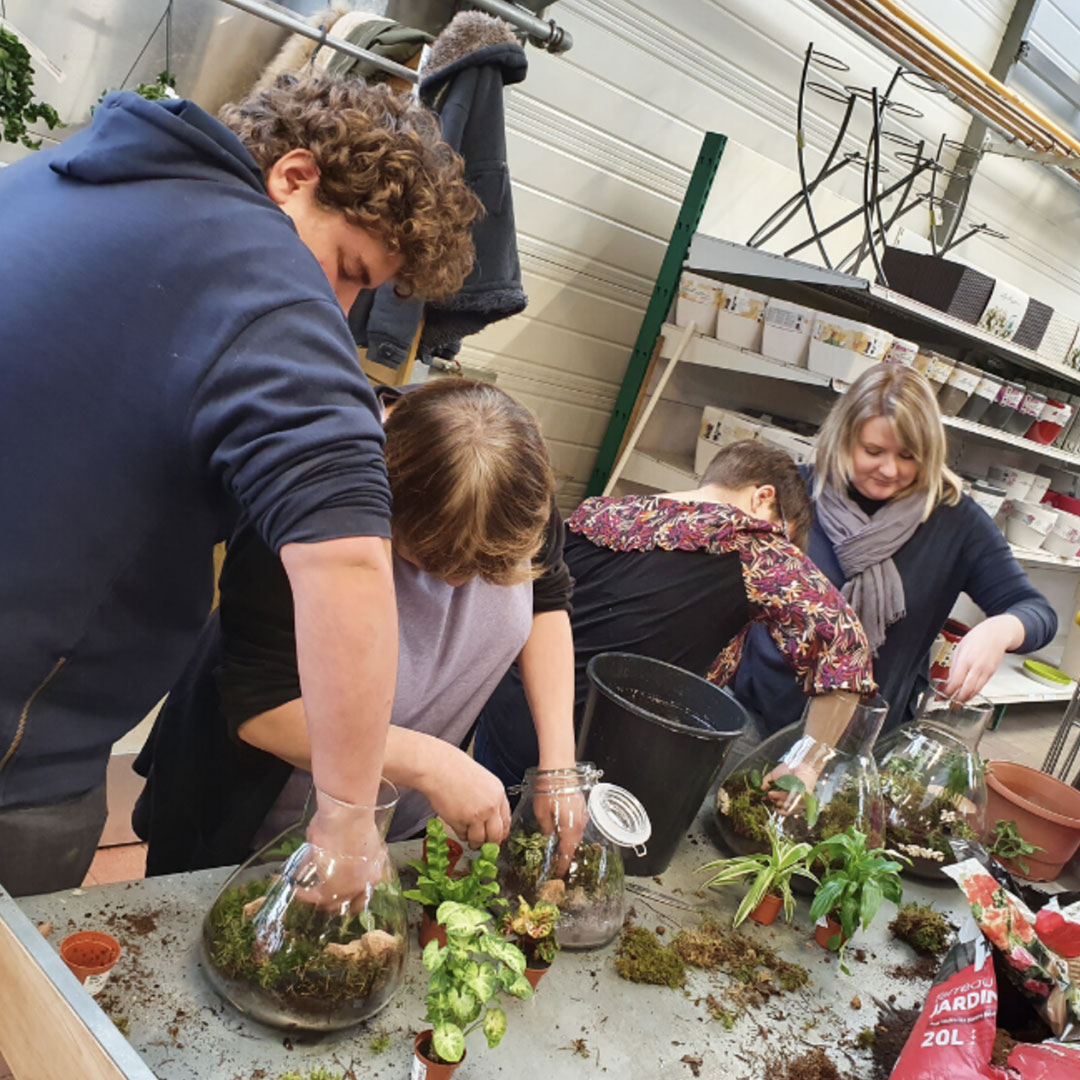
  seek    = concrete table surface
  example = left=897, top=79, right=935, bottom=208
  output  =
left=10, top=804, right=969, bottom=1080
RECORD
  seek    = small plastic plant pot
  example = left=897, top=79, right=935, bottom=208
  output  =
left=749, top=893, right=783, bottom=927
left=814, top=917, right=845, bottom=951
left=413, top=1029, right=465, bottom=1080
left=60, top=931, right=122, bottom=996
left=524, top=962, right=550, bottom=989
left=418, top=907, right=448, bottom=950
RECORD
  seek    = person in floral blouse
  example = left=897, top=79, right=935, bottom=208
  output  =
left=473, top=439, right=876, bottom=790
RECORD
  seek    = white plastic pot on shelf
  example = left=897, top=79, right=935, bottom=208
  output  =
left=760, top=298, right=816, bottom=367
left=1005, top=500, right=1056, bottom=549
left=1027, top=475, right=1052, bottom=504
left=675, top=272, right=719, bottom=337
left=714, top=285, right=767, bottom=350
left=883, top=337, right=918, bottom=367
left=695, top=407, right=762, bottom=476
left=987, top=465, right=1037, bottom=504
left=758, top=426, right=814, bottom=464
left=807, top=315, right=892, bottom=384
left=1045, top=509, right=1080, bottom=557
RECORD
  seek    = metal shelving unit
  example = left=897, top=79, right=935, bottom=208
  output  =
left=593, top=132, right=1080, bottom=717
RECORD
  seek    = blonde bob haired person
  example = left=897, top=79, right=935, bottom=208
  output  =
left=134, top=380, right=581, bottom=876
left=733, top=363, right=1056, bottom=739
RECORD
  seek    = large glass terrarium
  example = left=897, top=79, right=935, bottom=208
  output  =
left=715, top=695, right=888, bottom=871
left=201, top=782, right=407, bottom=1032
left=875, top=682, right=992, bottom=879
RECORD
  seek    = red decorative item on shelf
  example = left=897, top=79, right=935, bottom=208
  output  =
left=1026, top=398, right=1073, bottom=445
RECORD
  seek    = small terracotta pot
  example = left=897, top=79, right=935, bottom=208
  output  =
left=986, top=761, right=1080, bottom=880
left=60, top=931, right=122, bottom=996
left=524, top=961, right=550, bottom=989
left=418, top=906, right=447, bottom=950
left=413, top=1030, right=465, bottom=1079
left=422, top=834, right=465, bottom=876
left=814, top=917, right=845, bottom=951
left=749, top=893, right=783, bottom=926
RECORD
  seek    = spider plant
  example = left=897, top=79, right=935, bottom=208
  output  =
left=698, top=817, right=817, bottom=927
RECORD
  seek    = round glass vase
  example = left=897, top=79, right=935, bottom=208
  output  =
left=499, top=764, right=648, bottom=950
left=201, top=780, right=407, bottom=1031
left=875, top=682, right=992, bottom=879
left=714, top=696, right=888, bottom=885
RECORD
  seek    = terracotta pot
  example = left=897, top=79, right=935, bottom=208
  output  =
left=418, top=907, right=448, bottom=950
left=749, top=893, right=783, bottom=926
left=814, top=917, right=845, bottom=951
left=413, top=1030, right=465, bottom=1080
left=986, top=761, right=1080, bottom=880
left=422, top=834, right=465, bottom=876
left=524, top=961, right=550, bottom=989
left=60, top=931, right=122, bottom=996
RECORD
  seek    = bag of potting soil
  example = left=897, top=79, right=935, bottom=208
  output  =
left=891, top=935, right=1080, bottom=1079
left=943, top=857, right=1080, bottom=1040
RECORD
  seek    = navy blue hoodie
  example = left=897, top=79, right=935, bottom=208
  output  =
left=0, top=93, right=391, bottom=810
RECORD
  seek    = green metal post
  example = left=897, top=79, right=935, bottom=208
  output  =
left=585, top=131, right=727, bottom=496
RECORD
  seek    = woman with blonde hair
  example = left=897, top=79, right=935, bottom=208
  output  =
left=134, top=379, right=579, bottom=873
left=734, top=363, right=1056, bottom=737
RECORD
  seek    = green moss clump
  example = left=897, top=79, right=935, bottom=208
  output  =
left=855, top=1028, right=876, bottom=1050
left=615, top=925, right=686, bottom=988
left=889, top=903, right=953, bottom=956
left=369, top=1033, right=390, bottom=1054
left=725, top=784, right=772, bottom=844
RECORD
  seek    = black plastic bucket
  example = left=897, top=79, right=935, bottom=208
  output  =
left=577, top=652, right=748, bottom=876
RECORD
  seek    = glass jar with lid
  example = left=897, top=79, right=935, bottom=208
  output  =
left=875, top=682, right=993, bottom=879
left=499, top=764, right=650, bottom=949
left=201, top=781, right=407, bottom=1031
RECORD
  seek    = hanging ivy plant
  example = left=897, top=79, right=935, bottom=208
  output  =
left=95, top=71, right=178, bottom=114
left=0, top=26, right=61, bottom=149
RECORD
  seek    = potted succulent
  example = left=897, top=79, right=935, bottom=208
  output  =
left=414, top=901, right=533, bottom=1079
left=808, top=827, right=909, bottom=973
left=405, top=819, right=505, bottom=948
left=697, top=817, right=818, bottom=927
left=501, top=896, right=561, bottom=988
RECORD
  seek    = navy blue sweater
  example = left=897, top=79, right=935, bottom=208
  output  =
left=0, top=94, right=391, bottom=810
left=733, top=473, right=1057, bottom=734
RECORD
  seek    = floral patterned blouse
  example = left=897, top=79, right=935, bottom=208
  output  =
left=567, top=495, right=875, bottom=696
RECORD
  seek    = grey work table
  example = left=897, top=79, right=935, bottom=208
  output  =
left=6, top=806, right=969, bottom=1080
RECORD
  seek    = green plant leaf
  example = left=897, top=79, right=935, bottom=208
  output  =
left=482, top=1007, right=508, bottom=1049
left=438, top=902, right=490, bottom=935
left=506, top=974, right=533, bottom=998
left=480, top=934, right=527, bottom=976
left=433, top=1022, right=466, bottom=1064
left=447, top=986, right=478, bottom=1025
left=461, top=961, right=497, bottom=1004
left=859, top=880, right=883, bottom=931
left=805, top=794, right=820, bottom=828
left=810, top=878, right=845, bottom=922
left=422, top=939, right=446, bottom=972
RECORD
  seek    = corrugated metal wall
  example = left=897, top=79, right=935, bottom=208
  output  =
left=5, top=1, right=1080, bottom=509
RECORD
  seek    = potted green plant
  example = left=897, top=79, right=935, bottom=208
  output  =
left=501, top=896, right=561, bottom=988
left=414, top=901, right=533, bottom=1079
left=987, top=818, right=1044, bottom=878
left=405, top=819, right=504, bottom=948
left=808, top=827, right=909, bottom=973
left=697, top=817, right=818, bottom=927
left=0, top=26, right=61, bottom=149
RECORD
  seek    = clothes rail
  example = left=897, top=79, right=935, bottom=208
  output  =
left=466, top=0, right=572, bottom=53
left=218, top=0, right=420, bottom=83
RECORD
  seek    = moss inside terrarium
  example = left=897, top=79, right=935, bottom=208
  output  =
left=505, top=830, right=622, bottom=905
left=879, top=754, right=981, bottom=871
left=717, top=768, right=863, bottom=863
left=206, top=876, right=404, bottom=1013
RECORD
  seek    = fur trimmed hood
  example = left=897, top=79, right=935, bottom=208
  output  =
left=421, top=11, right=527, bottom=98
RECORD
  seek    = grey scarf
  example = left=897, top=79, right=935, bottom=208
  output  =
left=815, top=481, right=925, bottom=654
